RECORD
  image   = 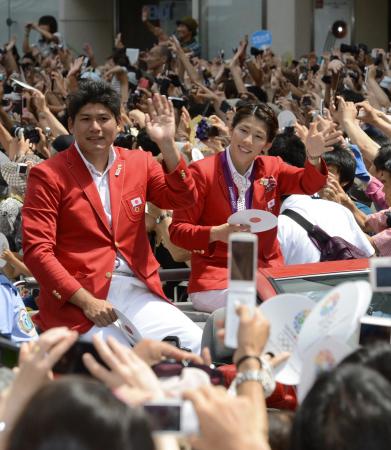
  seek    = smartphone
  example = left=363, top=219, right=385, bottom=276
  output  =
left=364, top=66, right=369, bottom=84
left=144, top=399, right=199, bottom=436
left=359, top=315, right=391, bottom=346
left=53, top=340, right=107, bottom=375
left=168, top=96, right=186, bottom=109
left=224, top=232, right=258, bottom=349
left=138, top=77, right=150, bottom=90
left=320, top=99, right=324, bottom=117
left=16, top=163, right=28, bottom=175
left=370, top=257, right=391, bottom=292
left=0, top=337, right=20, bottom=368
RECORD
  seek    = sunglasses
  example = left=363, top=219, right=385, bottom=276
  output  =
left=152, top=359, right=224, bottom=386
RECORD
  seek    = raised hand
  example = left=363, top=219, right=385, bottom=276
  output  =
left=305, top=122, right=337, bottom=158
left=145, top=94, right=176, bottom=145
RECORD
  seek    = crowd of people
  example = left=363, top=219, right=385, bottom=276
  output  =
left=0, top=10, right=391, bottom=450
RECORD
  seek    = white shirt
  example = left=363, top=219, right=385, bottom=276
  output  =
left=75, top=142, right=144, bottom=284
left=278, top=195, right=375, bottom=265
left=226, top=147, right=254, bottom=200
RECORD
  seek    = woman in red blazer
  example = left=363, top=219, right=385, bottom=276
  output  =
left=170, top=103, right=332, bottom=312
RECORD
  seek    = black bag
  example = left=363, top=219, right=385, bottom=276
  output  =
left=282, top=209, right=367, bottom=262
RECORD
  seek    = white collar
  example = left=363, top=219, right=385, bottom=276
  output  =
left=226, top=146, right=254, bottom=180
left=74, top=141, right=117, bottom=177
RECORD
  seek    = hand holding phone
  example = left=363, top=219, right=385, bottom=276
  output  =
left=224, top=232, right=258, bottom=349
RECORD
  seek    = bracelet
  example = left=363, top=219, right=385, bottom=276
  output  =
left=155, top=213, right=172, bottom=224
left=235, top=355, right=262, bottom=370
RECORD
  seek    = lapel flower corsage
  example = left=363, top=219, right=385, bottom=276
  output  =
left=260, top=176, right=277, bottom=192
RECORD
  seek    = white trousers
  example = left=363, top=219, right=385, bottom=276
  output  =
left=190, top=289, right=228, bottom=313
left=82, top=275, right=202, bottom=354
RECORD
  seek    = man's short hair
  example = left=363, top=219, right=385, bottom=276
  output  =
left=374, top=143, right=391, bottom=173
left=38, top=15, right=58, bottom=34
left=268, top=129, right=306, bottom=167
left=67, top=80, right=121, bottom=122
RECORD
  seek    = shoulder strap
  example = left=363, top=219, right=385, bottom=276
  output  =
left=281, top=209, right=315, bottom=234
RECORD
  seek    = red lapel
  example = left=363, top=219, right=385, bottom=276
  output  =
left=108, top=147, right=125, bottom=239
left=66, top=144, right=111, bottom=235
left=217, top=153, right=230, bottom=203
left=251, top=158, right=266, bottom=209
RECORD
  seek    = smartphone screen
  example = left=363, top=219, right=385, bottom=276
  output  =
left=144, top=401, right=198, bottom=435
left=144, top=404, right=181, bottom=432
left=359, top=323, right=391, bottom=346
left=375, top=267, right=391, bottom=288
left=230, top=240, right=255, bottom=281
left=138, top=77, right=150, bottom=89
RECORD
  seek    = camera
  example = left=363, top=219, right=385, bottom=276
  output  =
left=114, top=131, right=135, bottom=150
left=53, top=340, right=107, bottom=375
left=340, top=44, right=359, bottom=55
left=10, top=124, right=40, bottom=144
left=250, top=47, right=264, bottom=57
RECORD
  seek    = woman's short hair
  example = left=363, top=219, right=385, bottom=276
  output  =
left=67, top=80, right=121, bottom=122
left=7, top=376, right=155, bottom=450
left=232, top=102, right=278, bottom=142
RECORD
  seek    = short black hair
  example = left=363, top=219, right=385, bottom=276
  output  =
left=291, top=364, right=391, bottom=450
left=339, top=341, right=391, bottom=383
left=232, top=102, right=278, bottom=142
left=374, top=143, right=391, bottom=173
left=322, top=145, right=357, bottom=191
left=268, top=129, right=307, bottom=168
left=67, top=80, right=121, bottom=122
left=7, top=376, right=155, bottom=450
left=38, top=15, right=58, bottom=34
left=339, top=88, right=365, bottom=103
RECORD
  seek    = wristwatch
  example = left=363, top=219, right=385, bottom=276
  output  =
left=235, top=370, right=265, bottom=387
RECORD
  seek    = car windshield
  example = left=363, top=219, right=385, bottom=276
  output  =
left=273, top=271, right=391, bottom=317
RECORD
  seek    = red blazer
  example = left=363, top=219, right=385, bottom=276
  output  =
left=22, top=145, right=197, bottom=333
left=170, top=154, right=328, bottom=293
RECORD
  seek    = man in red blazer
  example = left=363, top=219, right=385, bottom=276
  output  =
left=22, top=81, right=202, bottom=353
